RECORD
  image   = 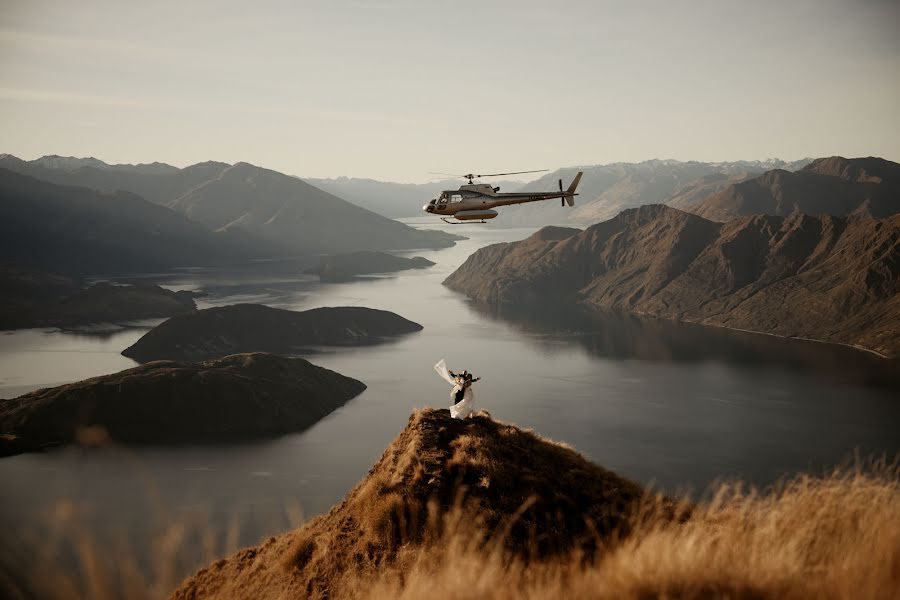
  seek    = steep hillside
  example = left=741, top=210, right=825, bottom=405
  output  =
left=122, top=304, right=424, bottom=362
left=0, top=169, right=284, bottom=275
left=690, top=156, right=900, bottom=221
left=0, top=353, right=366, bottom=455
left=171, top=408, right=650, bottom=599
left=445, top=205, right=900, bottom=357
left=170, top=163, right=461, bottom=253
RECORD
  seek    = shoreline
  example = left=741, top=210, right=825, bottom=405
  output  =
left=624, top=308, right=895, bottom=360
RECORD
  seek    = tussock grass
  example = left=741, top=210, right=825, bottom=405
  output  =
left=355, top=464, right=900, bottom=600
left=3, top=410, right=898, bottom=599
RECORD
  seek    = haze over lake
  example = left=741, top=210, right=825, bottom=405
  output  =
left=1, top=219, right=898, bottom=578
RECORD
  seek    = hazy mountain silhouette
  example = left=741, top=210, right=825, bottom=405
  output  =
left=0, top=262, right=198, bottom=330
left=690, top=157, right=900, bottom=221
left=498, top=159, right=812, bottom=227
left=0, top=154, right=225, bottom=204
left=169, top=162, right=460, bottom=254
left=305, top=251, right=434, bottom=281
left=0, top=169, right=285, bottom=275
left=445, top=205, right=900, bottom=357
left=0, top=154, right=461, bottom=252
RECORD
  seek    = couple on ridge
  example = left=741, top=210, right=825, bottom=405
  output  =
left=434, top=359, right=480, bottom=419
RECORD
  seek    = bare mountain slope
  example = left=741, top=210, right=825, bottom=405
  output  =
left=445, top=205, right=900, bottom=357
left=690, top=156, right=900, bottom=221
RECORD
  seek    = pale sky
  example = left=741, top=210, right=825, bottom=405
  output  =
left=1, top=0, right=898, bottom=182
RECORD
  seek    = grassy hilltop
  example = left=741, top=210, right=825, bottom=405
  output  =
left=4, top=409, right=897, bottom=599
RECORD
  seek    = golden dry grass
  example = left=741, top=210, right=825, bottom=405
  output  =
left=3, top=410, right=898, bottom=600
left=354, top=464, right=900, bottom=600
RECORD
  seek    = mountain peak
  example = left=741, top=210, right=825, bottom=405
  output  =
left=172, top=408, right=648, bottom=598
left=32, top=155, right=111, bottom=171
left=801, top=156, right=900, bottom=184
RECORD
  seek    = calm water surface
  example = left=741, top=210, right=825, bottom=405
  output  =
left=1, top=218, right=898, bottom=579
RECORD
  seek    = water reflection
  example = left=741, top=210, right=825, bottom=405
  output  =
left=466, top=301, right=900, bottom=393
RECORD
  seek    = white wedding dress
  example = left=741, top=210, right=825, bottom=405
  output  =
left=434, top=359, right=476, bottom=419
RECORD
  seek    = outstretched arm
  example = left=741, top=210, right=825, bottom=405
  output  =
left=472, top=377, right=481, bottom=382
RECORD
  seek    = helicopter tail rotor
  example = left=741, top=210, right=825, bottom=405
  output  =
left=563, top=171, right=583, bottom=207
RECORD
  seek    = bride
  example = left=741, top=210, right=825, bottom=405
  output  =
left=434, top=359, right=481, bottom=419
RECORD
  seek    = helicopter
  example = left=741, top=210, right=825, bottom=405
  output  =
left=423, top=169, right=584, bottom=224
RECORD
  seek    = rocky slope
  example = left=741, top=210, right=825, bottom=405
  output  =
left=444, top=205, right=900, bottom=357
left=122, top=304, right=424, bottom=362
left=690, top=156, right=900, bottom=221
left=305, top=251, right=434, bottom=282
left=170, top=408, right=650, bottom=599
left=0, top=353, right=366, bottom=455
left=665, top=171, right=758, bottom=210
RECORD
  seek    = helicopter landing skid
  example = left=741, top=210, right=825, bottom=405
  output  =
left=441, top=217, right=487, bottom=225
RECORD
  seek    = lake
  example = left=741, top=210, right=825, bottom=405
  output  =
left=1, top=218, right=898, bottom=585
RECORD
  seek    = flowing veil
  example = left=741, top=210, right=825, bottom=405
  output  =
left=434, top=359, right=476, bottom=419
left=434, top=359, right=455, bottom=386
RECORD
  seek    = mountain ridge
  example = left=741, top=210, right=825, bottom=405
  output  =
left=690, top=156, right=900, bottom=221
left=444, top=205, right=900, bottom=357
left=0, top=168, right=286, bottom=275
left=0, top=154, right=461, bottom=259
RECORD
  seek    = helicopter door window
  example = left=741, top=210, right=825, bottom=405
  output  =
left=451, top=194, right=462, bottom=203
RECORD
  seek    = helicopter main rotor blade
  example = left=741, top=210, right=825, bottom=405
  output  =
left=474, top=169, right=549, bottom=178
left=427, top=172, right=465, bottom=178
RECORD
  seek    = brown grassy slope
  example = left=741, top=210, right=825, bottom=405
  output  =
left=359, top=465, right=900, bottom=600
left=170, top=410, right=900, bottom=600
left=171, top=409, right=651, bottom=599
left=444, top=206, right=900, bottom=357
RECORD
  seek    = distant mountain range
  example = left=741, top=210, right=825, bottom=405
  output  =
left=445, top=205, right=900, bottom=357
left=304, top=160, right=814, bottom=223
left=0, top=155, right=461, bottom=275
left=496, top=158, right=814, bottom=227
left=0, top=168, right=283, bottom=275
